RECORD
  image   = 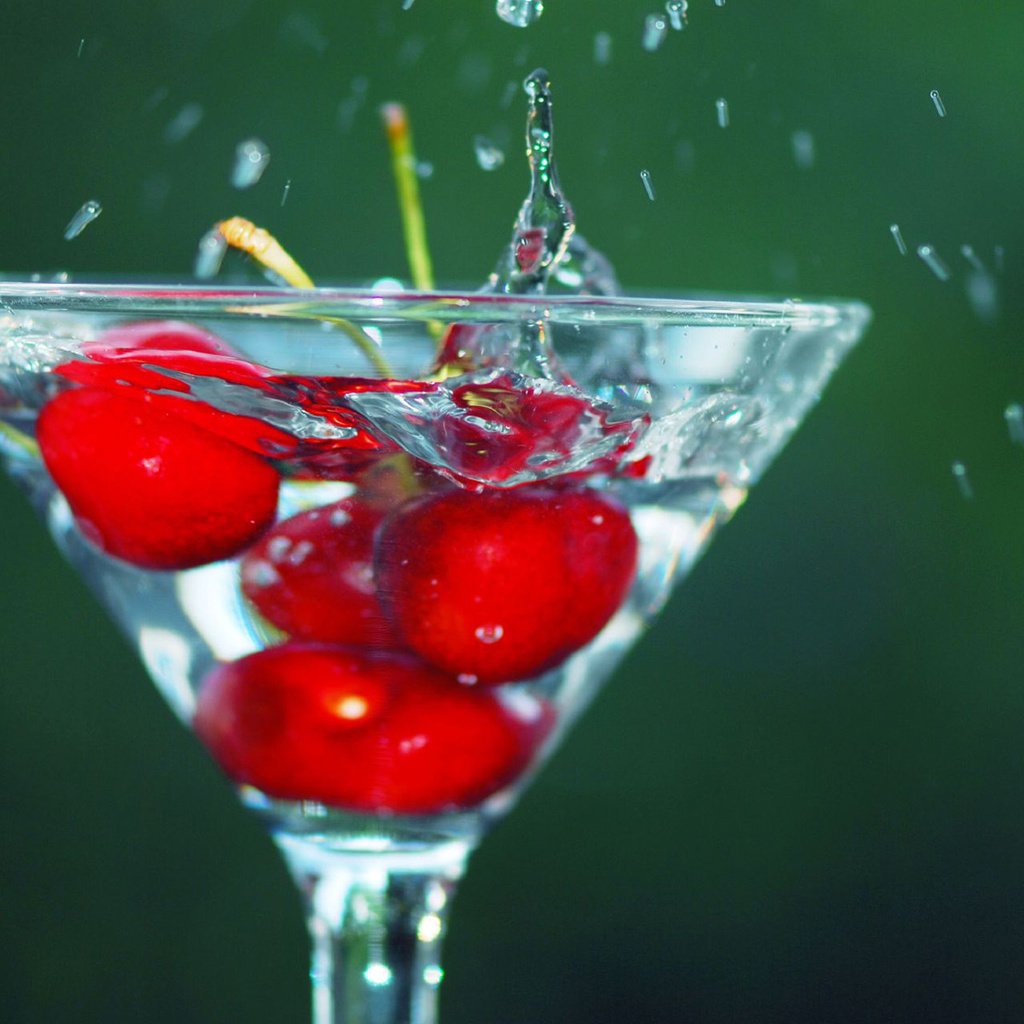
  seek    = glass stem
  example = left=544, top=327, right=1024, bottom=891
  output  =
left=275, top=834, right=471, bottom=1024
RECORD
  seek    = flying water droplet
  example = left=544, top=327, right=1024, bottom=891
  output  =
left=194, top=228, right=228, bottom=280
left=965, top=269, right=999, bottom=324
left=960, top=244, right=986, bottom=273
left=281, top=179, right=292, bottom=206
left=1005, top=404, right=1024, bottom=447
left=665, top=0, right=687, bottom=30
left=474, top=135, right=506, bottom=171
left=63, top=200, right=102, bottom=241
left=889, top=223, right=908, bottom=255
left=930, top=89, right=947, bottom=117
left=642, top=14, right=668, bottom=52
left=674, top=139, right=696, bottom=173
left=402, top=0, right=416, bottom=9
left=951, top=460, right=973, bottom=500
left=594, top=31, right=613, bottom=64
left=231, top=138, right=270, bottom=189
left=993, top=245, right=1005, bottom=273
left=715, top=97, right=730, bottom=127
left=163, top=102, right=204, bottom=144
left=77, top=38, right=85, bottom=58
left=917, top=244, right=950, bottom=281
left=496, top=0, right=544, bottom=27
left=714, top=0, right=725, bottom=7
left=416, top=160, right=434, bottom=179
left=640, top=168, right=656, bottom=200
left=791, top=129, right=815, bottom=169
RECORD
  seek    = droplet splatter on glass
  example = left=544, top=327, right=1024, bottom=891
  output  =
left=63, top=200, right=102, bottom=241
left=231, top=138, right=271, bottom=189
left=917, top=244, right=950, bottom=281
left=890, top=223, right=908, bottom=255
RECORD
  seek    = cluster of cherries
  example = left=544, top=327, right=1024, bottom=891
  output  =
left=36, top=321, right=639, bottom=816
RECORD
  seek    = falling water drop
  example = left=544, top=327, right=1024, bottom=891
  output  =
left=994, top=245, right=1005, bottom=273
left=594, top=31, right=612, bottom=65
left=496, top=0, right=544, bottom=27
left=163, top=103, right=204, bottom=144
left=889, top=223, right=908, bottom=255
left=194, top=228, right=228, bottom=280
left=715, top=98, right=730, bottom=127
left=281, top=179, right=292, bottom=206
left=474, top=135, right=506, bottom=171
left=77, top=38, right=85, bottom=58
left=960, top=244, right=986, bottom=273
left=402, top=0, right=416, bottom=9
left=714, top=0, right=725, bottom=7
left=665, top=0, right=687, bottom=30
left=950, top=460, right=973, bottom=500
left=231, top=138, right=271, bottom=189
left=642, top=14, right=668, bottom=51
left=1005, top=404, right=1024, bottom=447
left=63, top=200, right=102, bottom=241
left=640, top=169, right=656, bottom=200
left=930, top=89, right=947, bottom=117
left=917, top=244, right=950, bottom=281
left=791, top=130, right=815, bottom=169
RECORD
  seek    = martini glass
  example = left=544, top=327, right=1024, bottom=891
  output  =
left=0, top=281, right=868, bottom=1024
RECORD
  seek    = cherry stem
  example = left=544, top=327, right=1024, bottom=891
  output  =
left=380, top=103, right=435, bottom=294
left=0, top=420, right=40, bottom=459
left=276, top=834, right=469, bottom=1024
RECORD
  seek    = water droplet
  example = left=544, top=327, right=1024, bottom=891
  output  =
left=666, top=0, right=687, bottom=30
left=714, top=0, right=725, bottom=7
left=63, top=199, right=102, bottom=241
left=674, top=139, right=696, bottom=173
left=966, top=269, right=999, bottom=324
left=791, top=129, right=815, bottom=170
left=496, top=0, right=544, bottom=28
left=642, top=14, right=668, bottom=52
left=287, top=540, right=314, bottom=566
left=1005, top=404, right=1024, bottom=447
left=77, top=38, right=85, bottom=58
left=917, top=244, right=950, bottom=281
left=267, top=536, right=292, bottom=562
left=402, top=0, right=416, bottom=9
left=960, top=244, right=985, bottom=273
left=231, top=138, right=270, bottom=189
left=889, top=223, right=908, bottom=256
left=281, top=179, right=292, bottom=206
left=715, top=97, right=730, bottom=128
left=415, top=160, right=434, bottom=179
left=163, top=102, right=204, bottom=144
left=474, top=624, right=505, bottom=644
left=474, top=135, right=506, bottom=171
left=951, top=460, right=973, bottom=500
left=640, top=168, right=656, bottom=200
left=994, top=245, right=1005, bottom=273
left=194, top=228, right=227, bottom=280
left=930, top=89, right=947, bottom=117
left=594, top=31, right=613, bottom=65
left=143, top=87, right=169, bottom=113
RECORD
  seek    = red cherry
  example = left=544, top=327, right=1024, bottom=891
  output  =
left=375, top=485, right=638, bottom=684
left=193, top=643, right=554, bottom=814
left=37, top=387, right=280, bottom=570
left=240, top=497, right=401, bottom=647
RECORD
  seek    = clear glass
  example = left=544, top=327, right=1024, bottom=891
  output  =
left=0, top=282, right=869, bottom=1024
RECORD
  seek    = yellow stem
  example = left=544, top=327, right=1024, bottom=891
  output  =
left=216, top=217, right=315, bottom=290
left=0, top=421, right=40, bottom=459
left=380, top=103, right=435, bottom=292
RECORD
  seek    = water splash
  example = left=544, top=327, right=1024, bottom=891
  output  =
left=640, top=169, right=656, bottom=201
left=889, top=223, right=908, bottom=255
left=930, top=89, right=947, bottom=117
left=715, top=98, right=730, bottom=128
left=917, top=244, right=950, bottom=281
left=642, top=14, right=668, bottom=52
left=474, top=136, right=506, bottom=171
left=63, top=200, right=102, bottom=241
left=951, top=460, right=973, bottom=500
left=496, top=0, right=544, bottom=27
left=489, top=70, right=575, bottom=294
left=231, top=138, right=270, bottom=189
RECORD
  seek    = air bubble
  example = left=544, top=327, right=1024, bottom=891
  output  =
left=63, top=200, right=102, bottom=241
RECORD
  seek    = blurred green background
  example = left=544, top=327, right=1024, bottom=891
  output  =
left=2, top=1, right=1023, bottom=1021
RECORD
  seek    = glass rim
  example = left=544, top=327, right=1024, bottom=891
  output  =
left=0, top=281, right=872, bottom=331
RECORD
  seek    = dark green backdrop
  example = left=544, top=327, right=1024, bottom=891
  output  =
left=2, top=2, right=1023, bottom=1022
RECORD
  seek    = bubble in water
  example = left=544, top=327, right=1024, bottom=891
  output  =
left=281, top=179, right=292, bottom=206
left=63, top=199, right=102, bottom=241
left=930, top=89, right=947, bottom=117
left=791, top=129, right=815, bottom=169
left=951, top=460, right=973, bottom=500
left=231, top=138, right=271, bottom=189
left=163, top=102, right=204, bottom=144
left=496, top=0, right=544, bottom=28
left=474, top=135, right=506, bottom=171
left=640, top=168, right=656, bottom=200
left=1005, top=404, right=1024, bottom=447
left=194, top=228, right=228, bottom=280
left=642, top=14, right=668, bottom=51
left=889, top=223, right=908, bottom=255
left=917, top=244, right=950, bottom=281
left=715, top=97, right=730, bottom=127
left=594, top=31, right=612, bottom=64
left=666, top=0, right=687, bottom=30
